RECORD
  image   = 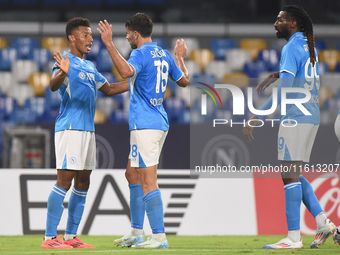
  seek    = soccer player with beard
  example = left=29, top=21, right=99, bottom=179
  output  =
left=98, top=13, right=189, bottom=249
left=243, top=5, right=336, bottom=249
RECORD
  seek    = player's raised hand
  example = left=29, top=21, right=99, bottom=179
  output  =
left=97, top=20, right=113, bottom=47
left=174, top=39, right=187, bottom=59
left=54, top=51, right=70, bottom=74
left=255, top=71, right=279, bottom=94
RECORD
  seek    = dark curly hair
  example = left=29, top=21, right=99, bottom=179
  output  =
left=66, top=17, right=90, bottom=41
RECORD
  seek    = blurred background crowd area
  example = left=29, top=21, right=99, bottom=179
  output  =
left=0, top=0, right=339, bottom=129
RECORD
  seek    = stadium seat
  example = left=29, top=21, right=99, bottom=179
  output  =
left=96, top=97, right=119, bottom=118
left=205, top=61, right=232, bottom=81
left=175, top=85, right=191, bottom=107
left=43, top=60, right=55, bottom=73
left=112, top=37, right=131, bottom=59
left=24, top=97, right=45, bottom=121
left=225, top=49, right=252, bottom=72
left=10, top=106, right=37, bottom=123
left=86, top=37, right=103, bottom=61
left=0, top=97, right=18, bottom=120
left=41, top=107, right=59, bottom=122
left=318, top=50, right=340, bottom=72
left=189, top=49, right=215, bottom=72
left=28, top=72, right=52, bottom=97
left=42, top=37, right=68, bottom=54
left=321, top=72, right=340, bottom=95
left=314, top=39, right=327, bottom=52
left=106, top=0, right=134, bottom=5
left=243, top=60, right=268, bottom=79
left=11, top=60, right=39, bottom=83
left=0, top=48, right=17, bottom=71
left=177, top=108, right=190, bottom=124
left=319, top=85, right=334, bottom=110
left=153, top=37, right=168, bottom=49
left=192, top=73, right=217, bottom=87
left=240, top=38, right=267, bottom=60
left=96, top=48, right=113, bottom=73
left=0, top=71, right=14, bottom=96
left=94, top=109, right=107, bottom=124
left=28, top=48, right=53, bottom=71
left=257, top=49, right=281, bottom=71
left=171, top=37, right=199, bottom=56
left=44, top=86, right=61, bottom=109
left=110, top=109, right=129, bottom=123
left=163, top=97, right=186, bottom=122
left=11, top=37, right=38, bottom=59
left=318, top=61, right=329, bottom=75
left=222, top=72, right=249, bottom=88
left=8, top=84, right=34, bottom=107
left=100, top=72, right=117, bottom=84
left=210, top=38, right=236, bottom=60
left=185, top=60, right=201, bottom=79
left=0, top=37, right=7, bottom=48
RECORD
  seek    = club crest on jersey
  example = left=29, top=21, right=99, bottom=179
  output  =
left=78, top=71, right=86, bottom=80
left=151, top=48, right=166, bottom=58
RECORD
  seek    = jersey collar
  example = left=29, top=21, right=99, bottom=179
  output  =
left=140, top=42, right=157, bottom=49
left=288, top=32, right=305, bottom=42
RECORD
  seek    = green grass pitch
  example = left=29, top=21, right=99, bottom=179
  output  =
left=1, top=235, right=340, bottom=255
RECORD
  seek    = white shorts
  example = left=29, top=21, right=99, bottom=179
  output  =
left=335, top=114, right=340, bottom=142
left=278, top=123, right=319, bottom=162
left=129, top=129, right=168, bottom=168
left=55, top=130, right=96, bottom=170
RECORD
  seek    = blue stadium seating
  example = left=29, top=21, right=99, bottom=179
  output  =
left=44, top=87, right=61, bottom=109
left=96, top=48, right=113, bottom=72
left=163, top=97, right=186, bottom=122
left=210, top=38, right=236, bottom=60
left=0, top=48, right=17, bottom=71
left=243, top=60, right=268, bottom=79
left=12, top=37, right=38, bottom=59
left=192, top=73, right=217, bottom=87
left=101, top=72, right=117, bottom=84
left=0, top=97, right=18, bottom=120
left=28, top=48, right=53, bottom=71
left=41, top=107, right=59, bottom=122
left=314, top=39, right=327, bottom=52
left=25, top=97, right=45, bottom=121
left=153, top=37, right=168, bottom=49
left=110, top=109, right=129, bottom=123
left=106, top=0, right=134, bottom=5
left=257, top=49, right=280, bottom=71
left=74, top=0, right=102, bottom=5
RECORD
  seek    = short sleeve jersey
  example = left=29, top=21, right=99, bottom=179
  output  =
left=127, top=42, right=184, bottom=131
left=53, top=52, right=107, bottom=132
left=280, top=32, right=320, bottom=124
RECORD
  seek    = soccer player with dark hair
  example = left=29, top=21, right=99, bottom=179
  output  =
left=97, top=13, right=189, bottom=248
left=41, top=17, right=128, bottom=249
left=243, top=5, right=336, bottom=249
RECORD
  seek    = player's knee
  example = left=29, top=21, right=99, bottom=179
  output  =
left=56, top=180, right=72, bottom=191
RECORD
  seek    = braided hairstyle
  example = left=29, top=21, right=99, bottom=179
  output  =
left=282, top=5, right=316, bottom=66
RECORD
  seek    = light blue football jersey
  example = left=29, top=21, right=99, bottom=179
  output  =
left=53, top=51, right=107, bottom=132
left=127, top=42, right=184, bottom=131
left=279, top=32, right=320, bottom=124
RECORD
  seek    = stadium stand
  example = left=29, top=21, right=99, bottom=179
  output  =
left=210, top=38, right=236, bottom=60
left=188, top=48, right=215, bottom=72
left=42, top=37, right=68, bottom=55
left=240, top=38, right=267, bottom=60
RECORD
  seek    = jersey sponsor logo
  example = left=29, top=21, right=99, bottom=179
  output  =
left=78, top=71, right=95, bottom=82
left=150, top=97, right=163, bottom=106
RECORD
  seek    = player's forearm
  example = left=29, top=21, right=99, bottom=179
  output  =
left=50, top=70, right=67, bottom=91
left=105, top=43, right=134, bottom=79
left=176, top=56, right=189, bottom=87
left=108, top=81, right=129, bottom=96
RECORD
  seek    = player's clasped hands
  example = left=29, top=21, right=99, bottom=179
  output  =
left=97, top=20, right=113, bottom=46
left=54, top=51, right=69, bottom=74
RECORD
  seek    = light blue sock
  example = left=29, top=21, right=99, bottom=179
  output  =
left=284, top=182, right=302, bottom=231
left=65, top=187, right=87, bottom=235
left=299, top=175, right=323, bottom=217
left=45, top=185, right=67, bottom=237
left=129, top=183, right=145, bottom=230
left=144, top=189, right=165, bottom=234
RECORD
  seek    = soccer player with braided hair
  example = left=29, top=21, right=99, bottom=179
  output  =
left=243, top=5, right=336, bottom=249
